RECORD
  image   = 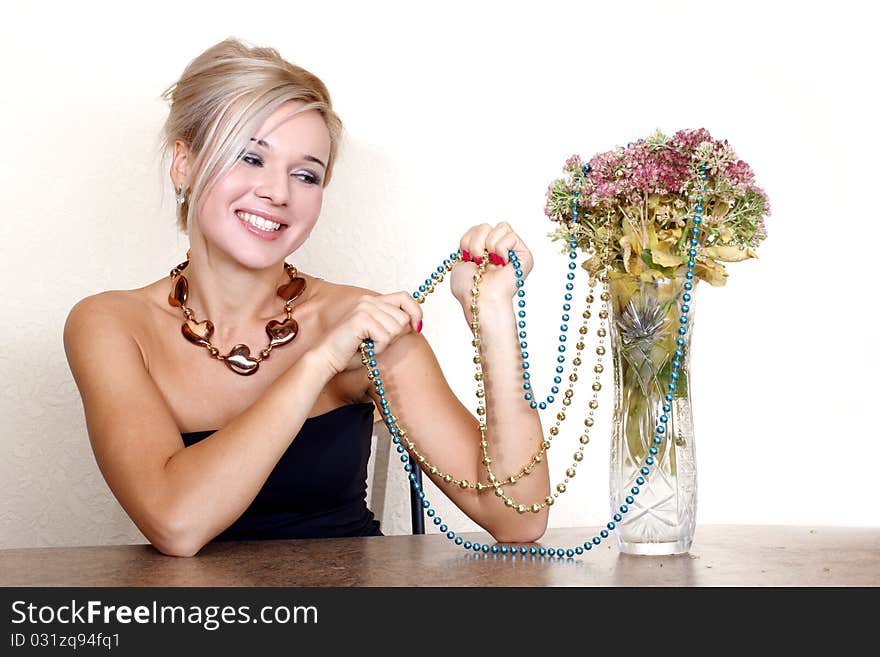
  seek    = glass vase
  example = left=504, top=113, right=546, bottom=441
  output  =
left=607, top=271, right=697, bottom=555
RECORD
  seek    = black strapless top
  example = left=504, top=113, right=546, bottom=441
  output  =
left=181, top=402, right=382, bottom=542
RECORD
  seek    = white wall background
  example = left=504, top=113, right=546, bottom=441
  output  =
left=1, top=0, right=877, bottom=549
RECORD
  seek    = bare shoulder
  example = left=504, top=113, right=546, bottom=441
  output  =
left=324, top=279, right=380, bottom=299
left=67, top=283, right=160, bottom=317
left=64, top=288, right=153, bottom=367
left=316, top=279, right=381, bottom=321
left=64, top=289, right=138, bottom=345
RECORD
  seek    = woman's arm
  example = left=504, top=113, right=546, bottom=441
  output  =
left=360, top=223, right=550, bottom=543
left=64, top=293, right=337, bottom=557
left=65, top=286, right=422, bottom=557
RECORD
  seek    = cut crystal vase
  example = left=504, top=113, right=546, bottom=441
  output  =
left=607, top=271, right=697, bottom=555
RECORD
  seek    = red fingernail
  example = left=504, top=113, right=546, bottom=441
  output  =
left=474, top=257, right=483, bottom=265
left=491, top=253, right=502, bottom=265
left=417, top=320, right=423, bottom=333
left=462, top=249, right=471, bottom=262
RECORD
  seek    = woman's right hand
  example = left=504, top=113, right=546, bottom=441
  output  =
left=314, top=292, right=424, bottom=376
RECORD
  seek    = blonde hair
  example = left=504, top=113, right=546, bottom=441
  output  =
left=161, top=38, right=342, bottom=232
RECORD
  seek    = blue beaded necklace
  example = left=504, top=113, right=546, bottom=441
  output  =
left=360, top=165, right=708, bottom=559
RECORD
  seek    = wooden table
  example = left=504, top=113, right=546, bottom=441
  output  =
left=1, top=525, right=877, bottom=587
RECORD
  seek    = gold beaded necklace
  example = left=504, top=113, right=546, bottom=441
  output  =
left=361, top=249, right=611, bottom=514
left=470, top=251, right=610, bottom=513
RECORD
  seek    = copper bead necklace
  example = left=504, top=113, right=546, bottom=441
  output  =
left=167, top=253, right=306, bottom=376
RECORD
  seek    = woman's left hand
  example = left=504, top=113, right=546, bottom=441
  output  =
left=450, top=222, right=534, bottom=307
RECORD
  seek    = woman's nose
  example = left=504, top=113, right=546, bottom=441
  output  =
left=254, top=168, right=289, bottom=206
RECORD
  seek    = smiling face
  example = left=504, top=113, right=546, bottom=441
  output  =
left=190, top=100, right=333, bottom=270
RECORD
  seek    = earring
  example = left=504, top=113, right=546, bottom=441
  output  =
left=175, top=184, right=186, bottom=205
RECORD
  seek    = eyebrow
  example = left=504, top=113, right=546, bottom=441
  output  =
left=249, top=138, right=327, bottom=169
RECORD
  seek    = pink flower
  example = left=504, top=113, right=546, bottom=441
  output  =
left=543, top=127, right=769, bottom=254
left=564, top=154, right=583, bottom=172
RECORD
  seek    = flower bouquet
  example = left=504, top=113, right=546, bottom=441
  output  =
left=543, top=128, right=769, bottom=554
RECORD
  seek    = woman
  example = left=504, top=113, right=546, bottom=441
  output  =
left=63, top=38, right=549, bottom=557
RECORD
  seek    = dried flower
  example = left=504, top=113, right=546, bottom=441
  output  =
left=546, top=128, right=770, bottom=287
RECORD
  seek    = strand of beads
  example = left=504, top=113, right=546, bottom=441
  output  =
left=367, top=249, right=460, bottom=445
left=472, top=255, right=542, bottom=514
left=363, top=168, right=705, bottom=558
left=468, top=244, right=608, bottom=491
left=476, top=256, right=610, bottom=507
left=372, top=245, right=605, bottom=497
left=472, top=251, right=609, bottom=514
left=364, top=250, right=546, bottom=491
left=511, top=244, right=612, bottom=484
left=411, top=251, right=462, bottom=305
left=518, top=240, right=588, bottom=409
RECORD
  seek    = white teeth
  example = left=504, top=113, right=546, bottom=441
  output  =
left=237, top=211, right=282, bottom=231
